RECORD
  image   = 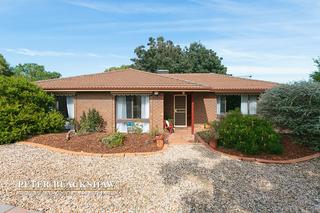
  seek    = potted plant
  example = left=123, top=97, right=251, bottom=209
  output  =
left=155, top=134, right=164, bottom=148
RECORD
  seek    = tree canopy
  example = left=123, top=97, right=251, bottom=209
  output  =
left=0, top=54, right=13, bottom=76
left=13, top=63, right=61, bottom=81
left=310, top=57, right=320, bottom=82
left=105, top=64, right=132, bottom=72
left=130, top=37, right=227, bottom=74
left=0, top=53, right=61, bottom=81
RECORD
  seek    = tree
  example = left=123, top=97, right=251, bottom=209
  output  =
left=0, top=76, right=65, bottom=144
left=310, top=57, right=320, bottom=82
left=13, top=63, right=61, bottom=81
left=105, top=64, right=132, bottom=72
left=258, top=81, right=320, bottom=150
left=183, top=42, right=227, bottom=74
left=131, top=36, right=227, bottom=74
left=0, top=54, right=13, bottom=76
left=131, top=37, right=185, bottom=73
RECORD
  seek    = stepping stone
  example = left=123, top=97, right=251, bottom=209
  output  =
left=0, top=204, right=40, bottom=213
left=0, top=204, right=15, bottom=212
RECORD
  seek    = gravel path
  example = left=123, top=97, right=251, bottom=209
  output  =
left=0, top=143, right=319, bottom=212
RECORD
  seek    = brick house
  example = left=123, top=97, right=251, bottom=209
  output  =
left=36, top=68, right=277, bottom=134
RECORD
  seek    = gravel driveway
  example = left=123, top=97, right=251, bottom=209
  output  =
left=0, top=143, right=319, bottom=212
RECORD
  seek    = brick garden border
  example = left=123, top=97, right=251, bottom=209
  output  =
left=19, top=141, right=168, bottom=157
left=194, top=133, right=320, bottom=164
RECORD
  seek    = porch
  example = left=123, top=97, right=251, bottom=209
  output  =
left=163, top=92, right=214, bottom=135
left=167, top=127, right=195, bottom=144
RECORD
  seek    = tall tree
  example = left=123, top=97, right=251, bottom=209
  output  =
left=0, top=54, right=13, bottom=76
left=131, top=36, right=227, bottom=74
left=105, top=64, right=132, bottom=72
left=310, top=57, right=320, bottom=82
left=131, top=37, right=185, bottom=73
left=13, top=63, right=61, bottom=81
left=184, top=42, right=227, bottom=74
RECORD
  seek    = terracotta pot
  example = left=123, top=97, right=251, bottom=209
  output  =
left=209, top=139, right=217, bottom=149
left=156, top=139, right=164, bottom=148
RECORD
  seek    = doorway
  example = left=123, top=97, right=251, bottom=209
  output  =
left=174, top=95, right=187, bottom=127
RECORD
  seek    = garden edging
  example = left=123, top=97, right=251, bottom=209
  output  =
left=194, top=133, right=320, bottom=164
left=19, top=141, right=168, bottom=157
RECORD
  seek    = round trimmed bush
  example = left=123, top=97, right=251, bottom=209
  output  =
left=0, top=76, right=65, bottom=144
left=258, top=81, right=320, bottom=150
left=216, top=110, right=282, bottom=155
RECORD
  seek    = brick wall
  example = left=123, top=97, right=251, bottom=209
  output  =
left=164, top=93, right=174, bottom=120
left=75, top=92, right=115, bottom=133
left=150, top=93, right=164, bottom=132
left=74, top=91, right=213, bottom=133
left=194, top=92, right=216, bottom=125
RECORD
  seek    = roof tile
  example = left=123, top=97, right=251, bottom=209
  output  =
left=36, top=68, right=278, bottom=92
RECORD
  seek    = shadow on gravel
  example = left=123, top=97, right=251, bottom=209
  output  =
left=191, top=145, right=221, bottom=160
left=159, top=151, right=320, bottom=212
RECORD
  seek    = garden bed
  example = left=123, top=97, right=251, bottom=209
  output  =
left=26, top=132, right=163, bottom=154
left=197, top=132, right=318, bottom=161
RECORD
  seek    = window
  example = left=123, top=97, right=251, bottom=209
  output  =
left=126, top=96, right=141, bottom=119
left=217, top=95, right=258, bottom=115
left=116, top=95, right=149, bottom=133
left=55, top=95, right=74, bottom=119
left=217, top=95, right=241, bottom=115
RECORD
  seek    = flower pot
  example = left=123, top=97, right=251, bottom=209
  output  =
left=155, top=134, right=164, bottom=148
left=156, top=139, right=164, bottom=148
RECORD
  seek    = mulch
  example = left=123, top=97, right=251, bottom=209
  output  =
left=26, top=132, right=162, bottom=154
left=214, top=135, right=318, bottom=160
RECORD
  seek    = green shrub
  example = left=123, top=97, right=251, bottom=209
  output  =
left=217, top=110, right=282, bottom=155
left=132, top=124, right=143, bottom=134
left=102, top=132, right=125, bottom=148
left=78, top=108, right=104, bottom=134
left=208, top=120, right=220, bottom=131
left=149, top=128, right=160, bottom=137
left=0, top=76, right=65, bottom=144
left=197, top=130, right=215, bottom=143
left=258, top=81, right=320, bottom=150
left=38, top=111, right=65, bottom=133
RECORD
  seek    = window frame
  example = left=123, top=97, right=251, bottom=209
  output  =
left=116, top=95, right=150, bottom=133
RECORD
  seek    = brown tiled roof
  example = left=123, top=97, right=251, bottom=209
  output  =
left=36, top=68, right=210, bottom=91
left=160, top=73, right=278, bottom=92
left=36, top=68, right=278, bottom=92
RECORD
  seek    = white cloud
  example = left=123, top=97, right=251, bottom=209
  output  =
left=6, top=48, right=74, bottom=56
left=228, top=65, right=312, bottom=83
left=219, top=49, right=309, bottom=61
left=5, top=48, right=102, bottom=57
left=66, top=0, right=190, bottom=14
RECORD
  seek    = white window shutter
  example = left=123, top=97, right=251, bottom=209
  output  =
left=141, top=96, right=149, bottom=119
left=66, top=96, right=74, bottom=119
left=116, top=96, right=127, bottom=119
left=241, top=95, right=248, bottom=114
left=216, top=96, right=221, bottom=115
left=249, top=96, right=257, bottom=115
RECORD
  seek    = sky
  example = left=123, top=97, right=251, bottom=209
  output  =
left=0, top=0, right=319, bottom=83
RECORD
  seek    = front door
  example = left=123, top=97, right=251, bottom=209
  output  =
left=174, top=95, right=187, bottom=127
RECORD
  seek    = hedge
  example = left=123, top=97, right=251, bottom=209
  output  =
left=0, top=76, right=65, bottom=144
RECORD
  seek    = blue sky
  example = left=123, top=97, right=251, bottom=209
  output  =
left=0, top=0, right=319, bottom=83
